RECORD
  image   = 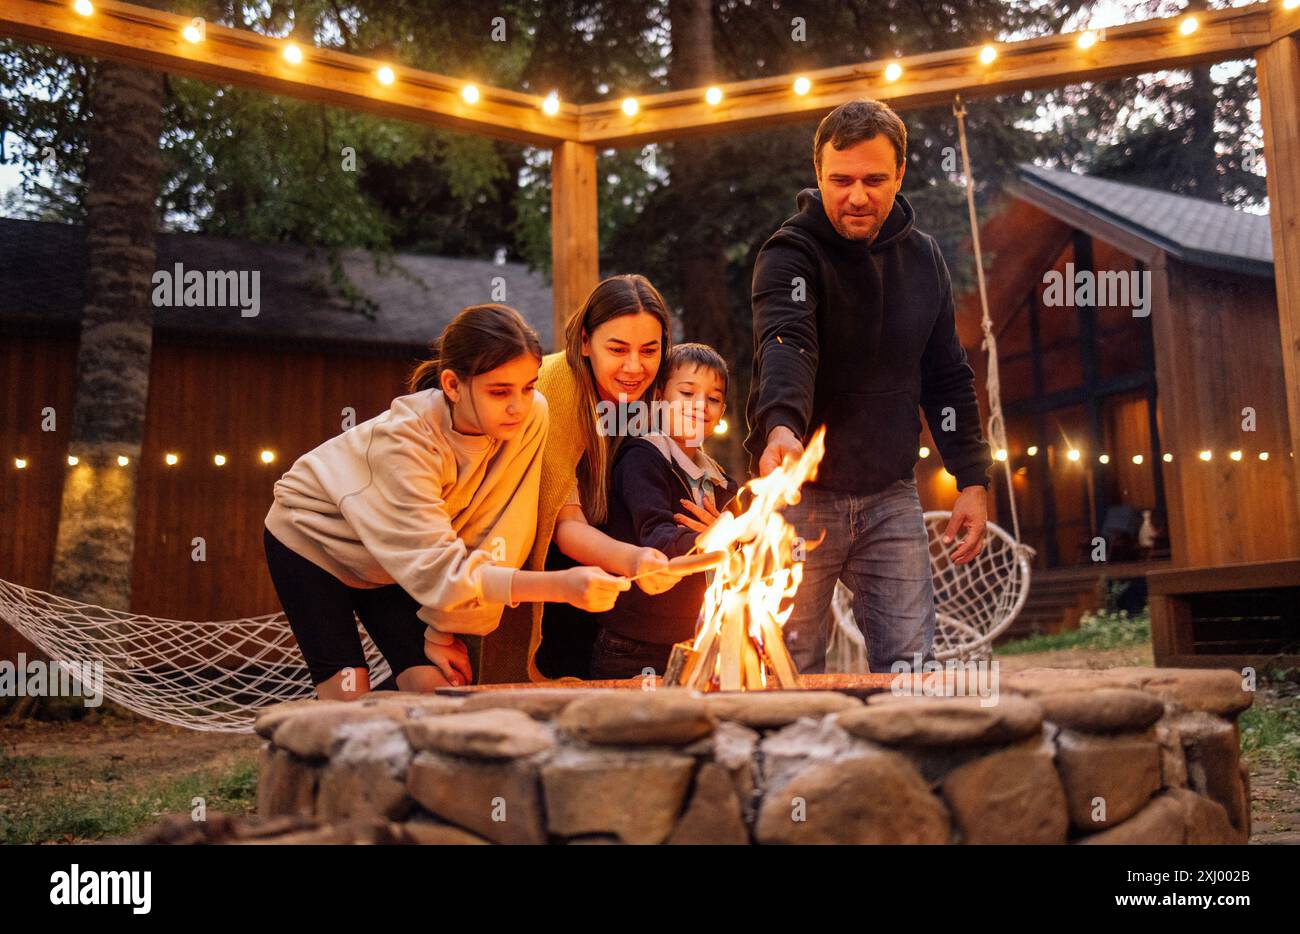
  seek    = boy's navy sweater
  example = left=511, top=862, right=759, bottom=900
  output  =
left=596, top=436, right=740, bottom=646
left=743, top=188, right=992, bottom=494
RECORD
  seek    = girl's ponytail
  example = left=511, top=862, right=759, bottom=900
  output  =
left=408, top=304, right=542, bottom=394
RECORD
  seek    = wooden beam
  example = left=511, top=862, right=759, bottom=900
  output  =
left=0, top=0, right=577, bottom=145
left=1257, top=33, right=1300, bottom=529
left=549, top=141, right=599, bottom=352
left=577, top=4, right=1274, bottom=146
left=1272, top=3, right=1300, bottom=43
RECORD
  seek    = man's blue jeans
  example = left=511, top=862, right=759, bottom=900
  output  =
left=780, top=477, right=936, bottom=674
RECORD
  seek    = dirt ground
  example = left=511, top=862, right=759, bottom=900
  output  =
left=1, top=644, right=1295, bottom=843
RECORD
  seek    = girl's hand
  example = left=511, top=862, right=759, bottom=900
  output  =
left=628, top=547, right=679, bottom=595
left=563, top=566, right=631, bottom=612
left=675, top=497, right=722, bottom=545
left=422, top=632, right=472, bottom=687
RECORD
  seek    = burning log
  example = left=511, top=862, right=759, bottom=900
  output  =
left=665, top=427, right=826, bottom=692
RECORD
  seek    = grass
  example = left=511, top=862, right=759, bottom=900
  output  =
left=1239, top=689, right=1300, bottom=774
left=0, top=752, right=258, bottom=845
left=997, top=606, right=1152, bottom=655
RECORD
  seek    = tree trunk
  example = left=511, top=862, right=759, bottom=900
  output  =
left=668, top=0, right=745, bottom=476
left=49, top=59, right=164, bottom=610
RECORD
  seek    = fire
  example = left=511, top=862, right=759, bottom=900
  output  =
left=665, top=427, right=826, bottom=691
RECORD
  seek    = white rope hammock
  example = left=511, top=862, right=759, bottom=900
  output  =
left=828, top=95, right=1036, bottom=661
left=0, top=577, right=390, bottom=733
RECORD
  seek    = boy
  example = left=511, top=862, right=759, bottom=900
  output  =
left=590, top=343, right=741, bottom=679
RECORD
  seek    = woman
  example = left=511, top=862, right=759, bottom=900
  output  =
left=263, top=303, right=628, bottom=700
left=488, top=275, right=685, bottom=682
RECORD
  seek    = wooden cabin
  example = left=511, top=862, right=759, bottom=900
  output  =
left=933, top=165, right=1300, bottom=660
left=0, top=218, right=553, bottom=661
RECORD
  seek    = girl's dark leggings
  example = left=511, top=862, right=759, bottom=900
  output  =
left=262, top=526, right=430, bottom=686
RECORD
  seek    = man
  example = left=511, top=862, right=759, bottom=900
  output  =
left=744, top=99, right=993, bottom=674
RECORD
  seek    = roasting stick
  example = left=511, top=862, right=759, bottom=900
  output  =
left=623, top=549, right=724, bottom=583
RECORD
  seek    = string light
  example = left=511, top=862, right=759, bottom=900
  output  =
left=1077, top=30, right=1098, bottom=50
left=542, top=92, right=560, bottom=116
left=705, top=86, right=723, bottom=106
left=67, top=455, right=78, bottom=466
left=621, top=97, right=639, bottom=116
left=376, top=65, right=395, bottom=86
left=1260, top=451, right=1270, bottom=461
left=117, top=455, right=130, bottom=467
left=1098, top=453, right=1110, bottom=464
left=919, top=446, right=931, bottom=458
left=994, top=448, right=1008, bottom=462
left=793, top=76, right=812, bottom=96
left=214, top=453, right=228, bottom=467
left=1229, top=449, right=1243, bottom=461
left=1198, top=449, right=1212, bottom=461
left=260, top=449, right=277, bottom=464
left=1163, top=452, right=1173, bottom=463
left=165, top=453, right=179, bottom=466
left=283, top=42, right=303, bottom=65
left=73, top=0, right=94, bottom=16
left=182, top=20, right=203, bottom=44
left=884, top=62, right=903, bottom=82
left=14, top=458, right=27, bottom=470
left=1067, top=449, right=1081, bottom=462
left=979, top=45, right=998, bottom=65
left=1027, top=445, right=1038, bottom=456
left=714, top=419, right=728, bottom=435
left=1132, top=454, right=1144, bottom=465
left=1179, top=15, right=1199, bottom=36
left=1287, top=0, right=1300, bottom=11
left=462, top=84, right=480, bottom=105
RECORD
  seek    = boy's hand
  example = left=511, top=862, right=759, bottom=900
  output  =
left=562, top=566, right=631, bottom=612
left=675, top=497, right=721, bottom=538
left=422, top=632, right=473, bottom=687
left=627, top=547, right=679, bottom=595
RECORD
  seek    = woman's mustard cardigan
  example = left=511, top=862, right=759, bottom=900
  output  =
left=482, top=351, right=587, bottom=682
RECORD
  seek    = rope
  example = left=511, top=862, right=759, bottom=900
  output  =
left=0, top=577, right=390, bottom=733
left=953, top=94, right=1023, bottom=544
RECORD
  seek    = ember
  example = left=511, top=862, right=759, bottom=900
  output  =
left=665, top=427, right=826, bottom=691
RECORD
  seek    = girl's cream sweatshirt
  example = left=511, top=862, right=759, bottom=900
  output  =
left=264, top=388, right=547, bottom=636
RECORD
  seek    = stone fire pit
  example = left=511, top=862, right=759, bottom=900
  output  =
left=148, top=667, right=1253, bottom=844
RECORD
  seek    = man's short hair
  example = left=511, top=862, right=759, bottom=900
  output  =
left=666, top=342, right=728, bottom=394
left=814, top=99, right=907, bottom=173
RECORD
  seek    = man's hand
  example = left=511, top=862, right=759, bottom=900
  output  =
left=943, top=485, right=988, bottom=565
left=760, top=425, right=804, bottom=477
left=422, top=631, right=473, bottom=687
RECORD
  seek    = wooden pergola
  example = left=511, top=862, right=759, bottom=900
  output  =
left=4, top=0, right=1300, bottom=518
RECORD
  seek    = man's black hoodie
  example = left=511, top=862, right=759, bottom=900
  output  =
left=744, top=188, right=992, bottom=494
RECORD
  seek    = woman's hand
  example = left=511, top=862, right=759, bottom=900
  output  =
left=562, top=566, right=631, bottom=612
left=627, top=547, right=679, bottom=595
left=422, top=631, right=473, bottom=687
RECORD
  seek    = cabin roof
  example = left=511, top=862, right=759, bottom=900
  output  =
left=0, top=217, right=554, bottom=352
left=1013, top=164, right=1273, bottom=278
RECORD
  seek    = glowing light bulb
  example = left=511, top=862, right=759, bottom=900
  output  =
left=260, top=449, right=276, bottom=464
left=1027, top=445, right=1038, bottom=456
left=283, top=42, right=303, bottom=65
left=1067, top=449, right=1081, bottom=462
left=713, top=419, right=728, bottom=435
left=793, top=76, right=811, bottom=96
left=621, top=97, right=639, bottom=116
left=1132, top=454, right=1144, bottom=465
left=165, top=453, right=179, bottom=466
left=1286, top=0, right=1300, bottom=11
left=1163, top=452, right=1173, bottom=463
left=1230, top=449, right=1243, bottom=461
left=979, top=45, right=998, bottom=65
left=884, top=62, right=903, bottom=82
left=919, top=446, right=931, bottom=458
left=995, top=448, right=1008, bottom=462
left=462, top=84, right=480, bottom=105
left=182, top=21, right=203, bottom=44
left=14, top=458, right=28, bottom=470
left=705, top=86, right=723, bottom=106
left=376, top=65, right=395, bottom=86
left=542, top=92, right=560, bottom=116
left=214, top=453, right=227, bottom=467
left=1180, top=16, right=1199, bottom=36
left=74, top=0, right=94, bottom=16
left=1077, top=30, right=1098, bottom=50
left=67, top=455, right=79, bottom=466
left=1098, top=453, right=1110, bottom=464
left=117, top=455, right=130, bottom=467
left=1199, top=449, right=1212, bottom=461
left=1259, top=451, right=1270, bottom=461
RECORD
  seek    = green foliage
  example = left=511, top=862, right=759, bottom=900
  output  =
left=1239, top=686, right=1300, bottom=769
left=998, top=605, right=1152, bottom=655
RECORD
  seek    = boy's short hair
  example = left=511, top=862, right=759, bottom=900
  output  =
left=666, top=342, right=728, bottom=394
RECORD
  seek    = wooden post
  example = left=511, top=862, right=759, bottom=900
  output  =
left=1257, top=35, right=1300, bottom=529
left=549, top=141, right=599, bottom=352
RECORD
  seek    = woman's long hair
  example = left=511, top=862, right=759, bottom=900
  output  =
left=408, top=303, right=543, bottom=394
left=565, top=275, right=672, bottom=526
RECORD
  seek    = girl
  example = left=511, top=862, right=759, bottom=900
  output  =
left=487, top=275, right=686, bottom=682
left=263, top=303, right=628, bottom=700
